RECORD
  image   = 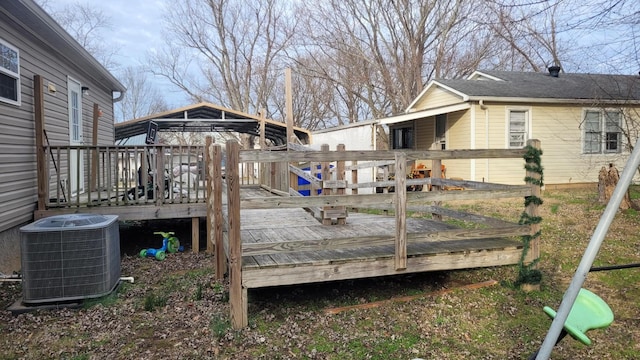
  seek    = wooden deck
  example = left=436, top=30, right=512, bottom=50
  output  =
left=213, top=140, right=542, bottom=329
left=229, top=207, right=523, bottom=289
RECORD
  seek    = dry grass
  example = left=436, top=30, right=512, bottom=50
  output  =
left=1, top=187, right=639, bottom=359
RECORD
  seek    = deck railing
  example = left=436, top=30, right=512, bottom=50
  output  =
left=40, top=144, right=208, bottom=209
left=210, top=139, right=542, bottom=329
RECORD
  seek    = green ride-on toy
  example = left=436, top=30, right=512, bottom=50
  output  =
left=139, top=231, right=181, bottom=261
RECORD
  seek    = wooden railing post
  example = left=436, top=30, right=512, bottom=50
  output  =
left=227, top=140, right=247, bottom=329
left=212, top=143, right=225, bottom=279
left=395, top=152, right=407, bottom=270
left=525, top=139, right=542, bottom=262
left=90, top=103, right=99, bottom=191
left=155, top=146, right=165, bottom=207
left=205, top=136, right=214, bottom=254
left=34, top=75, right=47, bottom=211
left=336, top=144, right=347, bottom=224
left=431, top=159, right=443, bottom=221
left=320, top=144, right=332, bottom=225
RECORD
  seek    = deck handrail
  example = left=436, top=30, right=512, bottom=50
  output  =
left=39, top=144, right=207, bottom=210
left=214, top=139, right=542, bottom=329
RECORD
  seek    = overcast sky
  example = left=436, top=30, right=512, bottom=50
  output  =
left=43, top=0, right=187, bottom=108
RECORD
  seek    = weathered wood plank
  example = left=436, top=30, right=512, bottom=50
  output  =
left=238, top=188, right=531, bottom=210
left=240, top=148, right=528, bottom=163
left=34, top=203, right=207, bottom=220
left=241, top=224, right=529, bottom=256
left=395, top=152, right=407, bottom=270
left=226, top=141, right=246, bottom=329
left=242, top=246, right=524, bottom=288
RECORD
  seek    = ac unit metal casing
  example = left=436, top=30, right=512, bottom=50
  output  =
left=20, top=214, right=120, bottom=304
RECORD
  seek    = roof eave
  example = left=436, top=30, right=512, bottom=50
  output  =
left=467, top=96, right=640, bottom=105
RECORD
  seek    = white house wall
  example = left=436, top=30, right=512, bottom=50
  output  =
left=312, top=124, right=378, bottom=194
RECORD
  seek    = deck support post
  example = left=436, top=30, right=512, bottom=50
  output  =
left=394, top=152, right=407, bottom=270
left=227, top=140, right=247, bottom=329
left=191, top=217, right=199, bottom=253
left=336, top=144, right=347, bottom=224
left=525, top=139, right=542, bottom=262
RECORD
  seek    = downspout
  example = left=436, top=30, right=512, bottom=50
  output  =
left=112, top=90, right=125, bottom=103
left=480, top=100, right=489, bottom=182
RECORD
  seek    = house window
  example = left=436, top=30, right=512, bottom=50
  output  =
left=583, top=109, right=622, bottom=154
left=0, top=38, right=20, bottom=105
left=435, top=114, right=446, bottom=149
left=508, top=109, right=528, bottom=148
left=392, top=126, right=413, bottom=149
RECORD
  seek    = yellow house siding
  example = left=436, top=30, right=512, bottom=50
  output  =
left=414, top=116, right=435, bottom=151
left=531, top=104, right=640, bottom=185
left=412, top=87, right=463, bottom=110
left=440, top=110, right=471, bottom=181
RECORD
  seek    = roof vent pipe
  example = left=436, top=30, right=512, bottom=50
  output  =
left=548, top=65, right=561, bottom=77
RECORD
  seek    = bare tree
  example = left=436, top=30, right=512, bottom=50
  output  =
left=115, top=66, right=169, bottom=122
left=477, top=0, right=569, bottom=72
left=36, top=0, right=120, bottom=70
left=292, top=0, right=476, bottom=121
left=150, top=0, right=295, bottom=114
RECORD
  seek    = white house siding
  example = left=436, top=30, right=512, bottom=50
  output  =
left=312, top=122, right=379, bottom=194
left=0, top=8, right=118, bottom=273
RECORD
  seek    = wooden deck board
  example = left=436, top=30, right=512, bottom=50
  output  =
left=226, top=208, right=523, bottom=273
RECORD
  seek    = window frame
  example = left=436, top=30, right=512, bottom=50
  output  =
left=391, top=124, right=414, bottom=150
left=506, top=107, right=530, bottom=149
left=0, top=38, right=21, bottom=106
left=582, top=108, right=623, bottom=154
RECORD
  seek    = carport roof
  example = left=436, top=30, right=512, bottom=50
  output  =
left=115, top=103, right=310, bottom=146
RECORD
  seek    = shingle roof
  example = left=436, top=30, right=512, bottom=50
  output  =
left=436, top=70, right=640, bottom=102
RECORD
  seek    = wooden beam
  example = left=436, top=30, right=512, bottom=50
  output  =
left=205, top=136, right=214, bottom=254
left=395, top=152, right=407, bottom=270
left=285, top=68, right=294, bottom=144
left=239, top=148, right=528, bottom=163
left=226, top=140, right=247, bottom=329
left=34, top=75, right=46, bottom=211
left=34, top=203, right=208, bottom=221
left=192, top=217, right=199, bottom=253
left=258, top=109, right=266, bottom=149
left=90, top=103, right=99, bottom=191
left=431, top=159, right=443, bottom=221
left=238, top=187, right=531, bottom=210
left=213, top=143, right=225, bottom=279
left=242, top=248, right=523, bottom=288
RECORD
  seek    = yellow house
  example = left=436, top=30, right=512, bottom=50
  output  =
left=380, top=69, right=640, bottom=186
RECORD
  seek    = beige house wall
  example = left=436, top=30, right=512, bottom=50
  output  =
left=461, top=102, right=640, bottom=185
left=412, top=87, right=462, bottom=110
